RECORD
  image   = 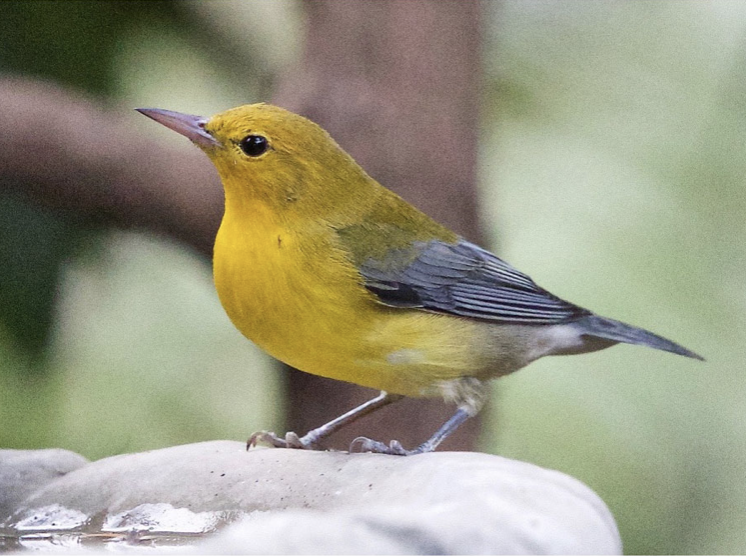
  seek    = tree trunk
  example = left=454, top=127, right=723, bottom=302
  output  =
left=273, top=0, right=484, bottom=451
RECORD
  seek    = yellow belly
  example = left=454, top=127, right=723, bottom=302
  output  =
left=213, top=210, right=487, bottom=397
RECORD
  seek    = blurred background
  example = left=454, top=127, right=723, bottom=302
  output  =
left=0, top=1, right=743, bottom=553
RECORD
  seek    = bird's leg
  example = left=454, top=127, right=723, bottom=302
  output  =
left=350, top=407, right=472, bottom=456
left=350, top=377, right=486, bottom=456
left=248, top=391, right=403, bottom=451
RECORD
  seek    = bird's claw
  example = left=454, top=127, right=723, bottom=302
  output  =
left=349, top=436, right=418, bottom=456
left=247, top=431, right=318, bottom=451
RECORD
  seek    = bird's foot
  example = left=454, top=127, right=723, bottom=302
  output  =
left=349, top=436, right=425, bottom=456
left=247, top=431, right=320, bottom=451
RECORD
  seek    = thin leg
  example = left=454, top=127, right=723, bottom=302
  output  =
left=350, top=407, right=472, bottom=456
left=248, top=391, right=403, bottom=451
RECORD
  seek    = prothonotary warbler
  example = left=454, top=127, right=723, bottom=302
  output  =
left=137, top=104, right=703, bottom=455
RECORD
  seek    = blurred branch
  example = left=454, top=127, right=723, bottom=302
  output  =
left=0, top=77, right=223, bottom=257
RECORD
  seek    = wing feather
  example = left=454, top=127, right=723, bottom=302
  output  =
left=360, top=239, right=589, bottom=324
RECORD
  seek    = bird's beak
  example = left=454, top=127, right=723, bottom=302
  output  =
left=136, top=108, right=220, bottom=148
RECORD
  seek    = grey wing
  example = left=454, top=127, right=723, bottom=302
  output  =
left=360, top=239, right=590, bottom=324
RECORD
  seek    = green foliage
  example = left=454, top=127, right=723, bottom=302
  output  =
left=484, top=2, right=746, bottom=553
left=0, top=195, right=76, bottom=359
left=0, top=0, right=187, bottom=360
left=0, top=1, right=121, bottom=94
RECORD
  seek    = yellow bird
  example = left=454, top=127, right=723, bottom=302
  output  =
left=137, top=104, right=702, bottom=455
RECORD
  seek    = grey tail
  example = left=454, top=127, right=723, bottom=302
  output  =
left=575, top=315, right=704, bottom=361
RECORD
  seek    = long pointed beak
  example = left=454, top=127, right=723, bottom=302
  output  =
left=135, top=108, right=220, bottom=148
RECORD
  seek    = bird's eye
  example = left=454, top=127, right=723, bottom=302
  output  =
left=239, top=135, right=269, bottom=157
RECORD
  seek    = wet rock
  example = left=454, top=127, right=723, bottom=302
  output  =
left=3, top=441, right=622, bottom=554
left=0, top=448, right=88, bottom=522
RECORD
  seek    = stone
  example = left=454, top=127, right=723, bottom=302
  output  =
left=3, top=441, right=621, bottom=554
left=0, top=448, right=88, bottom=522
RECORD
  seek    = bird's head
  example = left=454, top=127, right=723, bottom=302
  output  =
left=137, top=103, right=376, bottom=220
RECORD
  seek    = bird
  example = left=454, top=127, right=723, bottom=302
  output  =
left=137, top=103, right=703, bottom=456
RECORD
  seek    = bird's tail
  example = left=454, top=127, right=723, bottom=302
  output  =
left=574, top=315, right=704, bottom=361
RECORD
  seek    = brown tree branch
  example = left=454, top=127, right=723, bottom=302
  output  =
left=0, top=77, right=223, bottom=256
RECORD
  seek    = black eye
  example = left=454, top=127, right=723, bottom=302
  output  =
left=239, top=135, right=269, bottom=157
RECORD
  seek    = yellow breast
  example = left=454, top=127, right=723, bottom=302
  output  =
left=212, top=203, right=487, bottom=397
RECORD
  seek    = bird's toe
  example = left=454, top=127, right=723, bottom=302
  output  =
left=350, top=436, right=412, bottom=456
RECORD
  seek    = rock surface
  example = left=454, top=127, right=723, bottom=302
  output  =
left=0, top=448, right=88, bottom=522
left=1, top=441, right=622, bottom=554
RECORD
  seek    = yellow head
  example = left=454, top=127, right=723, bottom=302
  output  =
left=137, top=104, right=379, bottom=223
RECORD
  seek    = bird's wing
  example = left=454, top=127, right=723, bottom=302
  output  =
left=359, top=239, right=590, bottom=324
